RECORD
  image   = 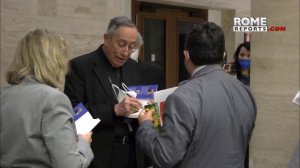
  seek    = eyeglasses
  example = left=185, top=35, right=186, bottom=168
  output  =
left=115, top=40, right=138, bottom=53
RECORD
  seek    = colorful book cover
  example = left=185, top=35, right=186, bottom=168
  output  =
left=73, top=103, right=100, bottom=134
left=154, top=87, right=178, bottom=126
left=144, top=103, right=161, bottom=129
left=126, top=86, right=177, bottom=120
left=127, top=84, right=158, bottom=99
left=159, top=101, right=166, bottom=125
left=125, top=84, right=158, bottom=118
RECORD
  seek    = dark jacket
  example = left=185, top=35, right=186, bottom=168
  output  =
left=137, top=61, right=165, bottom=90
left=64, top=45, right=144, bottom=168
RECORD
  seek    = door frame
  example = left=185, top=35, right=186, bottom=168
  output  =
left=132, top=1, right=208, bottom=87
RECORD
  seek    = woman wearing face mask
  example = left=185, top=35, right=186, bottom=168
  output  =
left=232, top=42, right=251, bottom=168
left=233, top=42, right=251, bottom=86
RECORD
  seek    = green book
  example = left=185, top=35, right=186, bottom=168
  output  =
left=144, top=103, right=161, bottom=129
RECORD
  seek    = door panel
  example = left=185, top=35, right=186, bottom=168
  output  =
left=144, top=18, right=166, bottom=70
left=133, top=1, right=208, bottom=88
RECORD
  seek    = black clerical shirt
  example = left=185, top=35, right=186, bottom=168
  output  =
left=107, top=67, right=133, bottom=137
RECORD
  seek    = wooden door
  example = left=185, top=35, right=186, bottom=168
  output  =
left=133, top=1, right=208, bottom=88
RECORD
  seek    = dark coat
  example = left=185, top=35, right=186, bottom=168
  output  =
left=137, top=61, right=165, bottom=90
left=64, top=45, right=145, bottom=168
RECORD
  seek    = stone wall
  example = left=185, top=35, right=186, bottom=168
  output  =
left=0, top=0, right=130, bottom=86
left=250, top=0, right=299, bottom=167
left=1, top=0, right=248, bottom=87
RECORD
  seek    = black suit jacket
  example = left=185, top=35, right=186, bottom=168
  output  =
left=137, top=61, right=165, bottom=90
left=64, top=45, right=144, bottom=168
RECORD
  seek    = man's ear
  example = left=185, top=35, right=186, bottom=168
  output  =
left=183, top=50, right=190, bottom=60
left=104, top=33, right=109, bottom=45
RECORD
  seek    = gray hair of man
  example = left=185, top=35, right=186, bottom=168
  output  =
left=106, top=16, right=137, bottom=38
left=136, top=31, right=144, bottom=48
left=130, top=32, right=144, bottom=62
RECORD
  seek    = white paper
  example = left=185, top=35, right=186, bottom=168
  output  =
left=73, top=103, right=100, bottom=134
left=154, top=87, right=178, bottom=104
left=126, top=87, right=178, bottom=118
left=126, top=108, right=143, bottom=118
left=75, top=112, right=100, bottom=134
left=292, top=91, right=300, bottom=106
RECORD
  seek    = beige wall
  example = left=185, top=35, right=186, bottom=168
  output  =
left=0, top=0, right=130, bottom=87
left=250, top=0, right=299, bottom=167
left=0, top=0, right=249, bottom=87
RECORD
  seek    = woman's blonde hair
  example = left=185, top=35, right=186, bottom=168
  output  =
left=6, top=29, right=68, bottom=88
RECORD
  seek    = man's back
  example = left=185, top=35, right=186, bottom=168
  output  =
left=173, top=65, right=256, bottom=167
left=136, top=22, right=256, bottom=168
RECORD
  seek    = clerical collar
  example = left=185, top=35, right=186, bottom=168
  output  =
left=112, top=67, right=121, bottom=71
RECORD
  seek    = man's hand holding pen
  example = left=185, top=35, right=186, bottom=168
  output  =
left=114, top=96, right=143, bottom=116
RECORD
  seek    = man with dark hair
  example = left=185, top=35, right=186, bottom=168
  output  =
left=64, top=16, right=145, bottom=168
left=136, top=22, right=257, bottom=168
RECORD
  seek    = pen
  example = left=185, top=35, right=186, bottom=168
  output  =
left=126, top=92, right=144, bottom=109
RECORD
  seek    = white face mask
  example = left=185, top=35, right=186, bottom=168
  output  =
left=112, top=84, right=127, bottom=103
left=112, top=83, right=137, bottom=103
left=130, top=49, right=139, bottom=62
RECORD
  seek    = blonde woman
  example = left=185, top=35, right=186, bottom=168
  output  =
left=0, top=29, right=94, bottom=168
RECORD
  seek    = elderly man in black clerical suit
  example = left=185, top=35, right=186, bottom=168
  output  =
left=64, top=16, right=147, bottom=168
